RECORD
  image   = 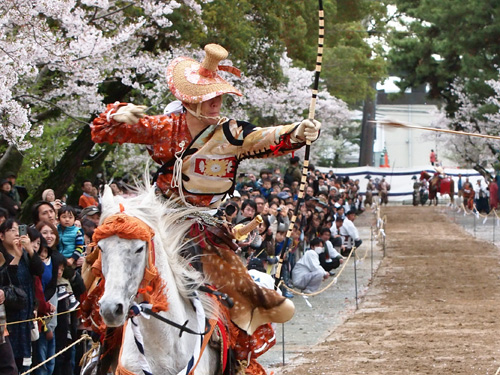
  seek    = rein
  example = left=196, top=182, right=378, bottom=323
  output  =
left=130, top=302, right=211, bottom=338
left=275, top=0, right=325, bottom=287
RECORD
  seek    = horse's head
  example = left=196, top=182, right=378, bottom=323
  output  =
left=420, top=171, right=431, bottom=181
left=94, top=183, right=203, bottom=329
left=98, top=236, right=148, bottom=326
left=95, top=185, right=156, bottom=327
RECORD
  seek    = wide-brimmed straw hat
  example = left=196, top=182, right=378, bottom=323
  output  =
left=166, top=44, right=242, bottom=104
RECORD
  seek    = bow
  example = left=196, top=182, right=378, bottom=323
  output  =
left=275, top=0, right=325, bottom=287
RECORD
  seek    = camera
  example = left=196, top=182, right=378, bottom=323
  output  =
left=18, top=224, right=28, bottom=236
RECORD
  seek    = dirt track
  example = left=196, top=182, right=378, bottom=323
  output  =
left=279, top=206, right=500, bottom=375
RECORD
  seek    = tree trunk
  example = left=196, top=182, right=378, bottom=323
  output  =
left=359, top=82, right=377, bottom=166
left=19, top=125, right=97, bottom=223
left=0, top=144, right=24, bottom=178
left=65, top=146, right=114, bottom=205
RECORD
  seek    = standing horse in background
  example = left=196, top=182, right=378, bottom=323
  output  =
left=420, top=171, right=455, bottom=206
left=90, top=186, right=221, bottom=375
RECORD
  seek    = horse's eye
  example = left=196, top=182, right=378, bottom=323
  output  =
left=135, top=246, right=145, bottom=254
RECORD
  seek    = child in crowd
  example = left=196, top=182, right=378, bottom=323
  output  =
left=54, top=261, right=79, bottom=375
left=57, top=206, right=84, bottom=267
left=56, top=263, right=79, bottom=313
left=259, top=178, right=274, bottom=199
left=273, top=225, right=294, bottom=298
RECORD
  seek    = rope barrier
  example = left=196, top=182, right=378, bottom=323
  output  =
left=356, top=240, right=370, bottom=262
left=20, top=333, right=91, bottom=375
left=280, top=201, right=388, bottom=298
left=6, top=307, right=80, bottom=326
left=455, top=202, right=498, bottom=220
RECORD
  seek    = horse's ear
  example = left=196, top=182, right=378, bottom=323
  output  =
left=101, top=185, right=115, bottom=213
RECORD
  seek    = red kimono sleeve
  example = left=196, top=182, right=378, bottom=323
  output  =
left=91, top=102, right=172, bottom=146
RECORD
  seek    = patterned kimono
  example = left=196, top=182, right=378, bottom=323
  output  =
left=92, top=103, right=304, bottom=207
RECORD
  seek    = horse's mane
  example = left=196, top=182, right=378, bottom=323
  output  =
left=100, top=182, right=219, bottom=319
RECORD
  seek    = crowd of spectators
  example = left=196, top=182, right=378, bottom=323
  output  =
left=224, top=159, right=366, bottom=296
left=0, top=161, right=368, bottom=375
left=0, top=175, right=110, bottom=375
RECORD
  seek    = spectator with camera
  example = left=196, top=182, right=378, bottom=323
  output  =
left=273, top=223, right=294, bottom=298
left=253, top=216, right=275, bottom=262
left=267, top=202, right=290, bottom=236
left=41, top=188, right=66, bottom=218
left=0, top=219, right=44, bottom=372
left=0, top=244, right=18, bottom=375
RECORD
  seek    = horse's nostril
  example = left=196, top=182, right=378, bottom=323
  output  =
left=115, top=303, right=124, bottom=315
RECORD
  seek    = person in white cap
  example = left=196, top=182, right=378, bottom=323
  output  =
left=91, top=44, right=321, bottom=373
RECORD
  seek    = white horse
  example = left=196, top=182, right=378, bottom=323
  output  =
left=96, top=185, right=221, bottom=375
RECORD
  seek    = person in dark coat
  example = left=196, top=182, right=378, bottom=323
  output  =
left=0, top=250, right=18, bottom=375
left=0, top=180, right=19, bottom=219
left=0, top=219, right=44, bottom=372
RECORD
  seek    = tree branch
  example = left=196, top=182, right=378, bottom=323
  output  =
left=91, top=2, right=137, bottom=21
left=14, top=94, right=91, bottom=125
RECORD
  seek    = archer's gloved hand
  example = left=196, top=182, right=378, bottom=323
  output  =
left=290, top=119, right=321, bottom=143
left=111, top=104, right=147, bottom=125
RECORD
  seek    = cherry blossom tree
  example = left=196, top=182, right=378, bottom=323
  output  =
left=1, top=0, right=210, bottom=221
left=431, top=78, right=500, bottom=168
left=0, top=0, right=204, bottom=149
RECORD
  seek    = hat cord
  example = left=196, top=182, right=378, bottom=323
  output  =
left=171, top=141, right=195, bottom=208
left=184, top=103, right=227, bottom=124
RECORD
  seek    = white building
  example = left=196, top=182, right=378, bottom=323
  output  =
left=374, top=80, right=457, bottom=169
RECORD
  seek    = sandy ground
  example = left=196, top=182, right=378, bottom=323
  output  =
left=258, top=206, right=383, bottom=370
left=267, top=206, right=500, bottom=375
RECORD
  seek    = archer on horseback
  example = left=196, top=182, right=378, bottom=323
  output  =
left=90, top=44, right=321, bottom=373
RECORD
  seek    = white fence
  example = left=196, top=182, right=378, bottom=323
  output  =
left=317, top=165, right=484, bottom=202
